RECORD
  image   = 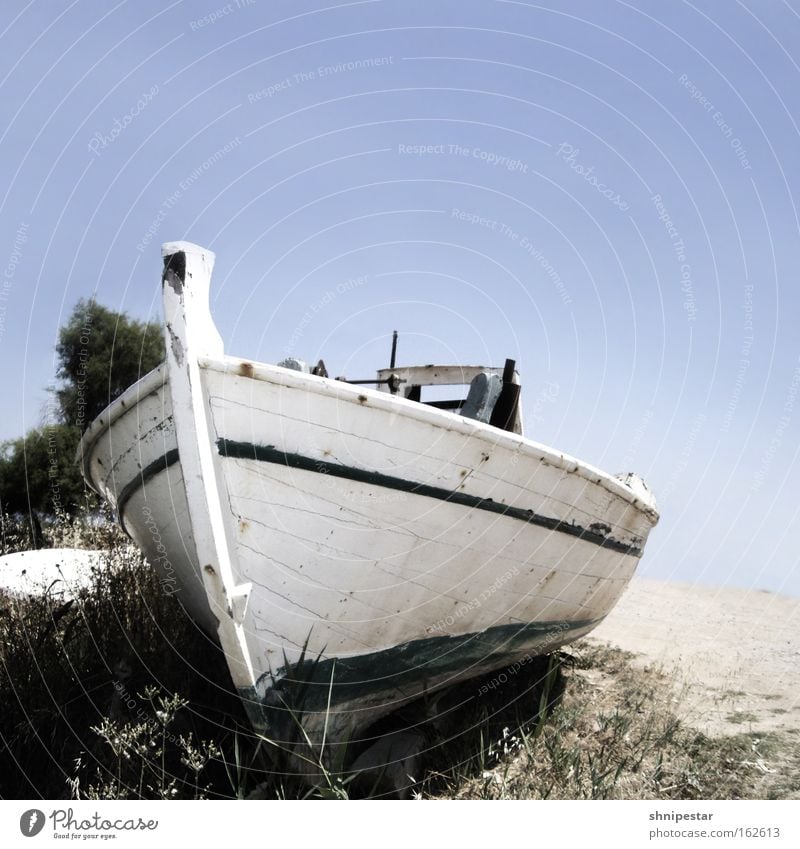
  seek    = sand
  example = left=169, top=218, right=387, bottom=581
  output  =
left=588, top=578, right=800, bottom=738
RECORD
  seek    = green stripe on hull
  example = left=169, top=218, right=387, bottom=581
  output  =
left=216, top=438, right=642, bottom=556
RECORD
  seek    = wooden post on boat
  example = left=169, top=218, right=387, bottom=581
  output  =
left=160, top=241, right=259, bottom=712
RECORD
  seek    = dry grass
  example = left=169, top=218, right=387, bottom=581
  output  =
left=2, top=513, right=797, bottom=800
left=0, top=512, right=252, bottom=799
left=428, top=644, right=799, bottom=800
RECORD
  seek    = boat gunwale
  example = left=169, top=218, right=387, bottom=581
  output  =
left=78, top=362, right=168, bottom=490
left=80, top=354, right=658, bottom=524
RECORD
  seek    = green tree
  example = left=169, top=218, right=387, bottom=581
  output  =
left=55, top=298, right=164, bottom=430
left=0, top=299, right=165, bottom=524
left=0, top=424, right=88, bottom=518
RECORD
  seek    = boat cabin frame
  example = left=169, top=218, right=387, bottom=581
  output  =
left=374, top=363, right=523, bottom=435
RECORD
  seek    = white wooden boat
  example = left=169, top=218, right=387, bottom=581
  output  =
left=79, top=241, right=658, bottom=774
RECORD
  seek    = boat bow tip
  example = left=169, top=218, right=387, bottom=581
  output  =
left=161, top=240, right=216, bottom=262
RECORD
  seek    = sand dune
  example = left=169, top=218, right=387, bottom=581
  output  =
left=589, top=579, right=800, bottom=737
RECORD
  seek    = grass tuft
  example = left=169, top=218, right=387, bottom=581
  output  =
left=1, top=513, right=797, bottom=799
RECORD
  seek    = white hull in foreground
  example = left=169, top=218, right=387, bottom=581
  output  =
left=80, top=242, right=659, bottom=767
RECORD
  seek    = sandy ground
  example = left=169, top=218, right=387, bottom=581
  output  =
left=588, top=579, right=800, bottom=738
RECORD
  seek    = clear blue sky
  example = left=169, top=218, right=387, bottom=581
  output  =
left=1, top=0, right=798, bottom=596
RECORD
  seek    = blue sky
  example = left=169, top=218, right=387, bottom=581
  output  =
left=1, top=0, right=798, bottom=595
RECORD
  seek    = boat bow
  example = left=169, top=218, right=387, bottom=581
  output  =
left=161, top=241, right=261, bottom=723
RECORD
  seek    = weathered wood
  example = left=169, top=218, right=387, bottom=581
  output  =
left=160, top=241, right=256, bottom=701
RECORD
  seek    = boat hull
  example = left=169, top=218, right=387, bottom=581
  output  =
left=79, top=240, right=658, bottom=774
left=82, top=352, right=657, bottom=753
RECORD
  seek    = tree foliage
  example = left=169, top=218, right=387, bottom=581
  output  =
left=0, top=298, right=164, bottom=522
left=0, top=425, right=88, bottom=519
left=55, top=298, right=164, bottom=430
